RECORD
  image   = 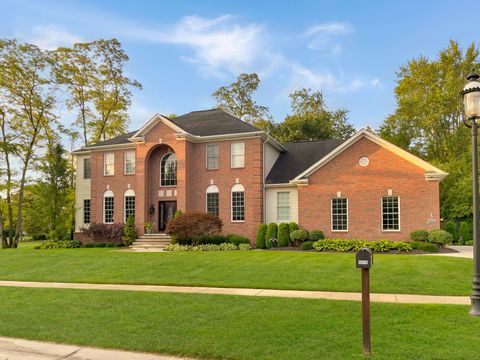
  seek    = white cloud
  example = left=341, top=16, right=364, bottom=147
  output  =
left=18, top=25, right=83, bottom=50
left=303, top=21, right=354, bottom=54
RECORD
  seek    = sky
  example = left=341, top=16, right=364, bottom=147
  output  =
left=1, top=0, right=479, bottom=133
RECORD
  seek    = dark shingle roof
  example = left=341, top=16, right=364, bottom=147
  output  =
left=81, top=130, right=138, bottom=150
left=266, top=139, right=345, bottom=184
left=169, top=109, right=261, bottom=136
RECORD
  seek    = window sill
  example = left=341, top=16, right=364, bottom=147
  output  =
left=231, top=220, right=245, bottom=223
left=124, top=173, right=136, bottom=176
left=206, top=168, right=219, bottom=171
left=331, top=230, right=349, bottom=233
left=103, top=174, right=114, bottom=177
left=231, top=166, right=246, bottom=169
left=382, top=229, right=401, bottom=232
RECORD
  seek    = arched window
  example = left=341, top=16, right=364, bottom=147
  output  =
left=231, top=184, right=245, bottom=222
left=206, top=185, right=219, bottom=217
left=124, top=189, right=135, bottom=222
left=103, top=190, right=114, bottom=224
left=160, top=153, right=177, bottom=186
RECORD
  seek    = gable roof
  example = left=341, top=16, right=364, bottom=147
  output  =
left=266, top=139, right=345, bottom=184
left=289, top=129, right=448, bottom=183
left=82, top=130, right=138, bottom=149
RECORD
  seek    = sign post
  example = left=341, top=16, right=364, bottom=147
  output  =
left=356, top=248, right=373, bottom=356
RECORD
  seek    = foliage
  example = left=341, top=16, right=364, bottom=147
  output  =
left=428, top=229, right=453, bottom=246
left=123, top=216, right=136, bottom=245
left=238, top=243, right=252, bottom=251
left=265, top=223, right=278, bottom=248
left=81, top=223, right=125, bottom=243
left=290, top=229, right=309, bottom=246
left=198, top=235, right=227, bottom=245
left=164, top=243, right=241, bottom=251
left=255, top=223, right=267, bottom=249
left=288, top=222, right=300, bottom=245
left=174, top=210, right=183, bottom=218
left=300, top=241, right=314, bottom=251
left=226, top=234, right=250, bottom=246
left=165, top=212, right=223, bottom=246
left=313, top=239, right=413, bottom=252
left=465, top=240, right=474, bottom=246
left=309, top=230, right=325, bottom=241
left=34, top=240, right=81, bottom=250
left=277, top=223, right=290, bottom=247
left=212, top=73, right=270, bottom=124
left=410, top=230, right=429, bottom=242
left=443, top=221, right=457, bottom=242
left=144, top=221, right=154, bottom=230
left=458, top=221, right=472, bottom=244
left=411, top=241, right=438, bottom=253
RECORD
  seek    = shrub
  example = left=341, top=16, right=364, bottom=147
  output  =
left=32, top=233, right=47, bottom=241
left=198, top=234, right=227, bottom=245
left=289, top=222, right=299, bottom=232
left=265, top=223, right=278, bottom=248
left=290, top=229, right=309, bottom=246
left=238, top=243, right=252, bottom=251
left=34, top=240, right=82, bottom=250
left=94, top=242, right=106, bottom=248
left=166, top=212, right=223, bottom=245
left=174, top=210, right=183, bottom=218
left=465, top=240, right=474, bottom=246
left=410, top=230, right=429, bottom=242
left=428, top=229, right=453, bottom=246
left=411, top=241, right=438, bottom=253
left=266, top=237, right=278, bottom=248
left=312, top=239, right=412, bottom=253
left=443, top=221, right=457, bottom=242
left=164, top=243, right=240, bottom=251
left=226, top=234, right=250, bottom=246
left=256, top=223, right=267, bottom=249
left=309, top=230, right=324, bottom=241
left=301, top=241, right=314, bottom=251
left=81, top=223, right=125, bottom=244
left=458, top=221, right=472, bottom=244
left=84, top=243, right=95, bottom=248
left=123, top=216, right=137, bottom=246
left=277, top=223, right=290, bottom=247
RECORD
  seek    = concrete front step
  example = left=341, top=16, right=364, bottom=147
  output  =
left=133, top=241, right=171, bottom=245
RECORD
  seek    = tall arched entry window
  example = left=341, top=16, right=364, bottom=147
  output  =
left=160, top=153, right=177, bottom=186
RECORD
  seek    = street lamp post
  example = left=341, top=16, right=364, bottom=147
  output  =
left=462, top=70, right=480, bottom=316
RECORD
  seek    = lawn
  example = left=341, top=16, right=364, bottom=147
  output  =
left=0, top=244, right=472, bottom=295
left=0, top=286, right=478, bottom=360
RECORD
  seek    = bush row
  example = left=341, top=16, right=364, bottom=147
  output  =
left=410, top=229, right=452, bottom=246
left=313, top=239, right=413, bottom=253
left=174, top=234, right=250, bottom=246
left=441, top=220, right=473, bottom=244
left=255, top=222, right=324, bottom=249
left=34, top=240, right=82, bottom=250
left=164, top=243, right=251, bottom=251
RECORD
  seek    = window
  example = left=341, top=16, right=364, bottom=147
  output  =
left=83, top=158, right=91, bottom=179
left=83, top=199, right=91, bottom=224
left=382, top=196, right=400, bottom=231
left=124, top=151, right=136, bottom=175
left=124, top=189, right=135, bottom=221
left=104, top=153, right=114, bottom=176
left=103, top=190, right=114, bottom=224
left=160, top=153, right=177, bottom=186
left=332, top=198, right=348, bottom=231
left=231, top=184, right=245, bottom=221
left=206, top=144, right=219, bottom=170
left=277, top=192, right=290, bottom=221
left=231, top=142, right=245, bottom=168
left=206, top=185, right=219, bottom=217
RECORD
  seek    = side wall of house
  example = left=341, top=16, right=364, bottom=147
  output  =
left=297, top=137, right=440, bottom=241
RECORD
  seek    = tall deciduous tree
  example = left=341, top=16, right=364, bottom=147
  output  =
left=212, top=73, right=270, bottom=123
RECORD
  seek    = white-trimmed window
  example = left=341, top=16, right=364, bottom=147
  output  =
left=124, top=151, right=136, bottom=175
left=124, top=189, right=135, bottom=221
left=103, top=190, right=114, bottom=224
left=382, top=196, right=400, bottom=231
left=231, top=142, right=245, bottom=168
left=160, top=153, right=177, bottom=186
left=83, top=158, right=91, bottom=179
left=206, top=144, right=219, bottom=170
left=83, top=199, right=91, bottom=224
left=206, top=185, right=219, bottom=217
left=104, top=153, right=114, bottom=176
left=231, top=183, right=245, bottom=221
left=277, top=192, right=290, bottom=221
left=332, top=198, right=348, bottom=231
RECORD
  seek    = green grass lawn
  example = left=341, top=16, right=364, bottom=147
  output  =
left=0, top=244, right=472, bottom=295
left=0, top=286, right=478, bottom=360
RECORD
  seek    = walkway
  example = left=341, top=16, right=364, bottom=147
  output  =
left=0, top=336, right=191, bottom=360
left=424, top=245, right=473, bottom=259
left=0, top=280, right=469, bottom=305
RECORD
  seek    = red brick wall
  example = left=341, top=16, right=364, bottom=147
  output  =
left=298, top=137, right=440, bottom=241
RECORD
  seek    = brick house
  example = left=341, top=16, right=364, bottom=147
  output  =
left=73, top=109, right=447, bottom=243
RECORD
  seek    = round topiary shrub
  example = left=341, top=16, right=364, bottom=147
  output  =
left=411, top=241, right=438, bottom=253
left=290, top=229, right=309, bottom=247
left=277, top=223, right=290, bottom=247
left=289, top=222, right=299, bottom=232
left=309, top=230, right=324, bottom=241
left=256, top=223, right=267, bottom=249
left=265, top=223, right=278, bottom=248
left=410, top=230, right=429, bottom=242
left=428, top=229, right=453, bottom=246
left=300, top=241, right=314, bottom=251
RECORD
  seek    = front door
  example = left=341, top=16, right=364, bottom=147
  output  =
left=158, top=201, right=177, bottom=232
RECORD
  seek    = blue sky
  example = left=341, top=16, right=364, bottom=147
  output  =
left=1, top=0, right=479, bottom=132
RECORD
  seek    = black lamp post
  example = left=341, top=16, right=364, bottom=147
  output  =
left=462, top=70, right=480, bottom=316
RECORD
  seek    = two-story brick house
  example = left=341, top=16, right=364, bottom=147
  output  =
left=73, top=109, right=447, bottom=243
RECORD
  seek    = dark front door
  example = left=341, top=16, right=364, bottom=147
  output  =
left=159, top=201, right=177, bottom=232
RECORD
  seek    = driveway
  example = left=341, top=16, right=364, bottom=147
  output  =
left=422, top=245, right=473, bottom=259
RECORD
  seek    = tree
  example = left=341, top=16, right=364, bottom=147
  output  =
left=275, top=88, right=356, bottom=142
left=212, top=73, right=270, bottom=123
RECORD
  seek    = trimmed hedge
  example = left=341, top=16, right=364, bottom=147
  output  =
left=256, top=224, right=267, bottom=249
left=226, top=234, right=250, bottom=246
left=313, top=239, right=413, bottom=252
left=411, top=241, right=438, bottom=253
left=458, top=221, right=472, bottom=244
left=309, top=230, right=324, bottom=241
left=164, top=243, right=250, bottom=251
left=277, top=223, right=290, bottom=247
left=410, top=230, right=429, bottom=242
left=443, top=221, right=457, bottom=242
left=290, top=229, right=309, bottom=245
left=266, top=223, right=278, bottom=248
left=428, top=229, right=453, bottom=246
left=34, top=240, right=82, bottom=250
left=301, top=241, right=314, bottom=251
